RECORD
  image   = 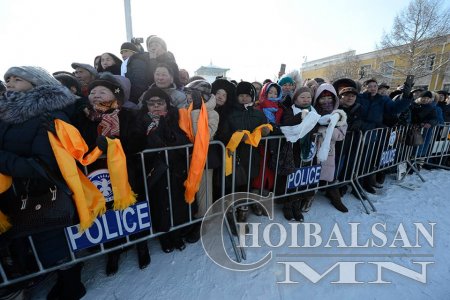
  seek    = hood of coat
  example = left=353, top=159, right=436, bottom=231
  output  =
left=313, top=83, right=340, bottom=112
left=259, top=82, right=282, bottom=109
left=0, top=85, right=76, bottom=124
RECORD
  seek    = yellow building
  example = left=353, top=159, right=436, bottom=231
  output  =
left=301, top=35, right=450, bottom=92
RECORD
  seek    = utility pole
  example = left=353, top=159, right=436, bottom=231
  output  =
left=124, top=0, right=133, bottom=41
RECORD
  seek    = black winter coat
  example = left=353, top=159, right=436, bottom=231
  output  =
left=219, top=104, right=267, bottom=181
left=0, top=85, right=76, bottom=249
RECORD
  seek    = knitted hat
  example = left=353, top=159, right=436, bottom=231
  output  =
left=120, top=42, right=139, bottom=54
left=419, top=91, right=432, bottom=99
left=278, top=75, right=294, bottom=86
left=292, top=86, right=312, bottom=102
left=4, top=66, right=61, bottom=87
left=236, top=81, right=256, bottom=101
left=142, top=86, right=172, bottom=107
left=185, top=79, right=212, bottom=101
left=88, top=72, right=124, bottom=103
left=338, top=87, right=358, bottom=96
left=146, top=35, right=167, bottom=52
left=71, top=62, right=98, bottom=77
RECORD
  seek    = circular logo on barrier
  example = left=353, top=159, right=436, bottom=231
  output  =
left=302, top=142, right=317, bottom=162
left=88, top=169, right=114, bottom=202
left=389, top=131, right=397, bottom=147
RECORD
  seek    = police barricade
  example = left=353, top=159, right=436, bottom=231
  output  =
left=412, top=124, right=450, bottom=171
left=0, top=141, right=228, bottom=289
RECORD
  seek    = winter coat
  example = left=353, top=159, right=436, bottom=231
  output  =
left=124, top=106, right=192, bottom=232
left=313, top=84, right=347, bottom=182
left=437, top=102, right=450, bottom=122
left=410, top=102, right=438, bottom=127
left=219, top=102, right=268, bottom=182
left=126, top=52, right=180, bottom=104
left=0, top=85, right=76, bottom=255
left=357, top=91, right=412, bottom=130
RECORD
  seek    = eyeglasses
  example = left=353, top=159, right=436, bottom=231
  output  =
left=147, top=99, right=166, bottom=107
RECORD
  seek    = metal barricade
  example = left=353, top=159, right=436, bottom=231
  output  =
left=0, top=141, right=229, bottom=289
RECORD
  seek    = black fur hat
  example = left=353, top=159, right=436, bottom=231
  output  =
left=236, top=81, right=256, bottom=102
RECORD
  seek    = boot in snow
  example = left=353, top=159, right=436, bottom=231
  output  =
left=325, top=188, right=348, bottom=213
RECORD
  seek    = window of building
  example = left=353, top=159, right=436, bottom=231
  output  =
left=443, top=83, right=450, bottom=93
left=381, top=61, right=394, bottom=77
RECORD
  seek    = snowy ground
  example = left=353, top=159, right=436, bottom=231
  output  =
left=29, top=168, right=450, bottom=300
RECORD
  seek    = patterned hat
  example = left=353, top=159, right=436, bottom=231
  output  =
left=4, top=66, right=61, bottom=87
left=185, top=79, right=212, bottom=101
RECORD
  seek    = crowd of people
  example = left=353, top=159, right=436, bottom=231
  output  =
left=0, top=34, right=449, bottom=299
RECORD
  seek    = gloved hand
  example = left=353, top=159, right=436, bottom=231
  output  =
left=191, top=90, right=203, bottom=110
left=402, top=75, right=414, bottom=98
left=318, top=114, right=332, bottom=125
left=40, top=113, right=56, bottom=134
left=261, top=126, right=271, bottom=136
left=96, top=135, right=108, bottom=152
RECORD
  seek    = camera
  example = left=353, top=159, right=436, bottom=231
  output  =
left=131, top=37, right=144, bottom=44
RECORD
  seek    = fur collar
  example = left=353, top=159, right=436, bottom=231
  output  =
left=0, top=85, right=76, bottom=124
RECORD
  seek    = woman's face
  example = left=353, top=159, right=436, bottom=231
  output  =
left=89, top=86, right=116, bottom=110
left=215, top=89, right=227, bottom=106
left=101, top=53, right=116, bottom=69
left=268, top=86, right=278, bottom=99
left=154, top=67, right=173, bottom=88
left=148, top=42, right=165, bottom=57
left=5, top=76, right=33, bottom=92
left=146, top=96, right=167, bottom=115
left=294, top=92, right=312, bottom=107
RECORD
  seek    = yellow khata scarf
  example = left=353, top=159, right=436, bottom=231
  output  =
left=178, top=101, right=210, bottom=204
left=225, top=124, right=273, bottom=176
left=0, top=119, right=136, bottom=234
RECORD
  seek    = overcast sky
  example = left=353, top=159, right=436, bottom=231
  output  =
left=0, top=0, right=418, bottom=82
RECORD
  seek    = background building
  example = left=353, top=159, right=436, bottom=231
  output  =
left=194, top=62, right=230, bottom=83
left=301, top=34, right=450, bottom=92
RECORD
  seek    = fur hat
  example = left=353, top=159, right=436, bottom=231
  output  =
left=436, top=90, right=448, bottom=96
left=88, top=72, right=124, bottom=103
left=146, top=35, right=167, bottom=52
left=332, top=78, right=357, bottom=93
left=236, top=81, right=256, bottom=101
left=419, top=91, right=432, bottom=99
left=278, top=75, right=295, bottom=86
left=4, top=66, right=61, bottom=87
left=120, top=42, right=139, bottom=53
left=71, top=62, right=98, bottom=77
left=212, top=78, right=236, bottom=96
left=338, top=87, right=358, bottom=96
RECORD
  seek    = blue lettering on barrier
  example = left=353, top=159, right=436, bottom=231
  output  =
left=286, top=165, right=322, bottom=189
left=379, top=149, right=396, bottom=167
left=66, top=201, right=151, bottom=252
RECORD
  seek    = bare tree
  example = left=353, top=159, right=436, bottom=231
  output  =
left=325, top=52, right=361, bottom=82
left=379, top=0, right=450, bottom=79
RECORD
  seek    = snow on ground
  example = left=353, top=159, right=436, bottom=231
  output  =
left=30, top=168, right=450, bottom=300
